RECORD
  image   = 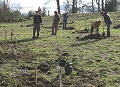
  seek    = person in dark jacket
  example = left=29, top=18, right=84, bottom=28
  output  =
left=51, top=11, right=60, bottom=36
left=101, top=11, right=112, bottom=37
left=32, top=11, right=42, bottom=38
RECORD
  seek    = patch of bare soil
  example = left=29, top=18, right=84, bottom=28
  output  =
left=113, top=24, right=120, bottom=29
left=20, top=24, right=33, bottom=27
left=0, top=43, right=106, bottom=87
left=72, top=28, right=89, bottom=34
left=75, top=34, right=104, bottom=40
left=52, top=69, right=106, bottom=87
left=66, top=27, right=75, bottom=30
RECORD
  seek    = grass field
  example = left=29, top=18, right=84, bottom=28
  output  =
left=0, top=12, right=120, bottom=87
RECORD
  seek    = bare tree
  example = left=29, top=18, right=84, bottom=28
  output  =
left=92, top=0, right=94, bottom=12
left=72, top=0, right=75, bottom=13
left=63, top=0, right=70, bottom=12
left=56, top=0, right=60, bottom=14
left=101, top=0, right=104, bottom=11
left=38, top=7, right=41, bottom=14
left=75, top=0, right=77, bottom=13
left=105, top=0, right=107, bottom=10
left=4, top=0, right=6, bottom=13
left=105, top=0, right=117, bottom=11
left=96, top=0, right=100, bottom=12
left=44, top=0, right=60, bottom=14
left=41, top=7, right=47, bottom=17
left=44, top=0, right=50, bottom=5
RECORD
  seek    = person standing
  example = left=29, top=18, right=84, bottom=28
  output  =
left=101, top=11, right=112, bottom=37
left=51, top=11, right=60, bottom=36
left=32, top=11, right=42, bottom=38
left=63, top=13, right=68, bottom=29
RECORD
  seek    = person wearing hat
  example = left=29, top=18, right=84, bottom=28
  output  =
left=101, top=11, right=112, bottom=37
left=32, top=11, right=42, bottom=38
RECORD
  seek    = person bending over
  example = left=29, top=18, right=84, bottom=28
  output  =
left=91, top=20, right=101, bottom=35
left=101, top=11, right=112, bottom=37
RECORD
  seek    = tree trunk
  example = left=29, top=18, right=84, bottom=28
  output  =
left=105, top=0, right=107, bottom=11
left=4, top=0, right=6, bottom=13
left=76, top=0, right=77, bottom=13
left=101, top=0, right=104, bottom=11
left=56, top=0, right=60, bottom=14
left=92, top=0, right=94, bottom=12
left=72, top=0, right=75, bottom=13
left=105, top=0, right=117, bottom=12
left=96, top=0, right=100, bottom=12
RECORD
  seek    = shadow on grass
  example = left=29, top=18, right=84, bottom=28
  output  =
left=71, top=39, right=101, bottom=47
left=71, top=34, right=104, bottom=47
left=0, top=38, right=38, bottom=45
left=17, top=38, right=37, bottom=43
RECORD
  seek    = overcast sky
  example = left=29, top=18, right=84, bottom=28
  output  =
left=10, top=0, right=44, bottom=13
left=9, top=0, right=93, bottom=14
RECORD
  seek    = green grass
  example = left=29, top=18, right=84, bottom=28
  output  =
left=0, top=12, right=120, bottom=87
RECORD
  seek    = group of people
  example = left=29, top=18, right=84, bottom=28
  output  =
left=32, top=11, right=68, bottom=38
left=91, top=11, right=112, bottom=37
left=32, top=10, right=112, bottom=39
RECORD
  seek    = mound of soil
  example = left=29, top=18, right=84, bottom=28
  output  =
left=58, top=25, right=63, bottom=28
left=20, top=24, right=33, bottom=27
left=76, top=69, right=106, bottom=86
left=66, top=27, right=75, bottom=30
left=81, top=34, right=103, bottom=40
left=113, top=24, right=120, bottom=29
left=0, top=44, right=36, bottom=62
left=59, top=22, right=63, bottom=25
left=43, top=26, right=52, bottom=28
left=0, top=26, right=6, bottom=28
left=61, top=52, right=70, bottom=57
left=59, top=21, right=74, bottom=25
left=67, top=21, right=74, bottom=24
left=78, top=28, right=89, bottom=33
left=16, top=73, right=53, bottom=87
left=72, top=28, right=89, bottom=34
left=37, top=63, right=50, bottom=73
left=58, top=59, right=66, bottom=67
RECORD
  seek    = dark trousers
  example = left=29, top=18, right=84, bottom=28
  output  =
left=52, top=23, right=58, bottom=35
left=107, top=24, right=111, bottom=37
left=33, top=24, right=40, bottom=38
left=63, top=20, right=67, bottom=29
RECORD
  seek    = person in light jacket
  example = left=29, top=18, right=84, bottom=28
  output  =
left=90, top=20, right=101, bottom=34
